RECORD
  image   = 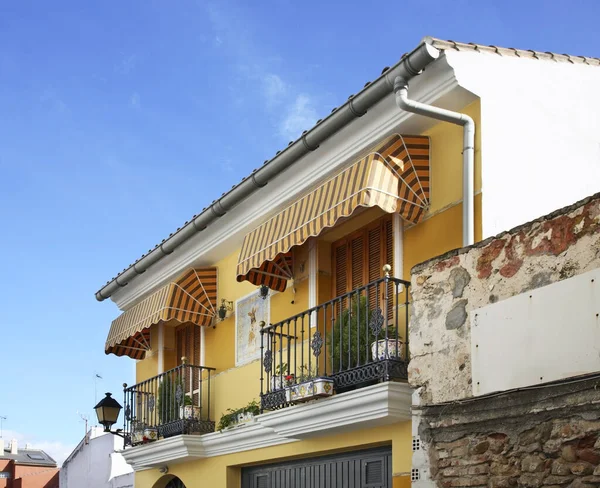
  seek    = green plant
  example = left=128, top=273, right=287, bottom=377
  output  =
left=273, top=363, right=288, bottom=376
left=327, top=296, right=397, bottom=370
left=296, top=365, right=318, bottom=383
left=216, top=400, right=260, bottom=431
left=157, top=375, right=185, bottom=423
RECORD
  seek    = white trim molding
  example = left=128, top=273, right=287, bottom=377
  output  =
left=120, top=381, right=411, bottom=470
left=257, top=381, right=411, bottom=439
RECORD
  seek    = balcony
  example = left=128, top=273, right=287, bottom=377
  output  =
left=122, top=363, right=215, bottom=447
left=260, top=275, right=410, bottom=411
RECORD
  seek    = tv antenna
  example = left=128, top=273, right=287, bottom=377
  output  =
left=77, top=412, right=89, bottom=444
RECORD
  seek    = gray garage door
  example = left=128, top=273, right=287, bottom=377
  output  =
left=241, top=447, right=392, bottom=488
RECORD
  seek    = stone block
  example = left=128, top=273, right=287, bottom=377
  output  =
left=519, top=472, right=546, bottom=487
left=490, top=476, right=518, bottom=488
left=581, top=476, right=600, bottom=483
left=442, top=475, right=489, bottom=487
left=522, top=455, right=546, bottom=473
left=576, top=448, right=600, bottom=465
left=552, top=461, right=573, bottom=476
left=543, top=476, right=574, bottom=485
left=561, top=446, right=578, bottom=463
left=594, top=465, right=600, bottom=476
left=570, top=462, right=594, bottom=476
left=471, top=441, right=490, bottom=455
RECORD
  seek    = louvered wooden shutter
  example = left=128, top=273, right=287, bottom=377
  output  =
left=176, top=324, right=201, bottom=366
left=332, top=215, right=394, bottom=313
left=385, top=218, right=394, bottom=314
left=350, top=234, right=365, bottom=291
left=367, top=225, right=382, bottom=312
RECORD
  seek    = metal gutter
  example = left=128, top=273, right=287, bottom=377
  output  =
left=96, top=38, right=440, bottom=301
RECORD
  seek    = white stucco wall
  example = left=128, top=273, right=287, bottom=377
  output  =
left=59, top=427, right=133, bottom=488
left=447, top=50, right=600, bottom=238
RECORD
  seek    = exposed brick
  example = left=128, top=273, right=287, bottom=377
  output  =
left=476, top=239, right=505, bottom=279
left=438, top=438, right=471, bottom=450
left=467, top=464, right=490, bottom=475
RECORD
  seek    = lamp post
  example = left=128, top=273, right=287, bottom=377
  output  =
left=94, top=392, right=125, bottom=438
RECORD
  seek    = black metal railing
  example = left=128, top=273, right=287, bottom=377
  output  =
left=260, top=271, right=410, bottom=411
left=123, top=361, right=215, bottom=446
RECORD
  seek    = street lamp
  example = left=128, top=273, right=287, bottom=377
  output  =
left=94, top=392, right=124, bottom=437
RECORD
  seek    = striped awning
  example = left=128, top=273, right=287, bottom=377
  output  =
left=236, top=134, right=430, bottom=290
left=105, top=268, right=217, bottom=359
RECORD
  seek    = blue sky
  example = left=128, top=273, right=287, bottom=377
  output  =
left=0, top=0, right=598, bottom=465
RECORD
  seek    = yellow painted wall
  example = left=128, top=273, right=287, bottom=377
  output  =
left=425, top=99, right=482, bottom=214
left=135, top=420, right=411, bottom=488
left=128, top=96, right=483, bottom=487
left=135, top=325, right=160, bottom=383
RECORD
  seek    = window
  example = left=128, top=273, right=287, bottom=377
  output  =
left=0, top=471, right=10, bottom=479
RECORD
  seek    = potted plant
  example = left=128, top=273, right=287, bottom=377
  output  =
left=130, top=419, right=146, bottom=445
left=285, top=366, right=334, bottom=403
left=327, top=295, right=373, bottom=370
left=179, top=394, right=201, bottom=420
left=216, top=400, right=261, bottom=431
left=370, top=325, right=404, bottom=361
left=271, top=363, right=288, bottom=391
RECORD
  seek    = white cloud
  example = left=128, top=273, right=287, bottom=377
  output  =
left=130, top=92, right=141, bottom=109
left=2, top=430, right=75, bottom=467
left=261, top=73, right=287, bottom=105
left=279, top=94, right=318, bottom=141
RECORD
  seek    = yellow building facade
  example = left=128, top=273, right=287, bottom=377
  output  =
left=97, top=37, right=489, bottom=488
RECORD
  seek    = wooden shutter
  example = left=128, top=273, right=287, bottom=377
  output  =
left=175, top=324, right=201, bottom=366
left=332, top=215, right=394, bottom=309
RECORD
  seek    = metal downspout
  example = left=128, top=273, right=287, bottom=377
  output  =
left=393, top=76, right=475, bottom=246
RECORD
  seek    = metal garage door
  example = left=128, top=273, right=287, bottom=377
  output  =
left=241, top=447, right=392, bottom=488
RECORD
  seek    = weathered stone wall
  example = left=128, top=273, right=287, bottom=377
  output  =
left=409, top=193, right=600, bottom=405
left=418, top=375, right=600, bottom=488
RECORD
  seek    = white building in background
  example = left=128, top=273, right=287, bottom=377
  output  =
left=59, top=426, right=133, bottom=488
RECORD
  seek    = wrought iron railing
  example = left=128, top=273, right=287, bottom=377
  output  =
left=123, top=361, right=215, bottom=446
left=260, top=269, right=410, bottom=411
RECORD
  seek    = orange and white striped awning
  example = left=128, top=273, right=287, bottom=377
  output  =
left=236, top=134, right=430, bottom=291
left=105, top=268, right=217, bottom=359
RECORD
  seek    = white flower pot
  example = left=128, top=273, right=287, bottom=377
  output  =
left=180, top=405, right=201, bottom=420
left=371, top=339, right=404, bottom=361
left=143, top=428, right=158, bottom=441
left=235, top=412, right=255, bottom=425
left=285, top=378, right=334, bottom=403
left=271, top=376, right=284, bottom=391
left=131, top=431, right=145, bottom=445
